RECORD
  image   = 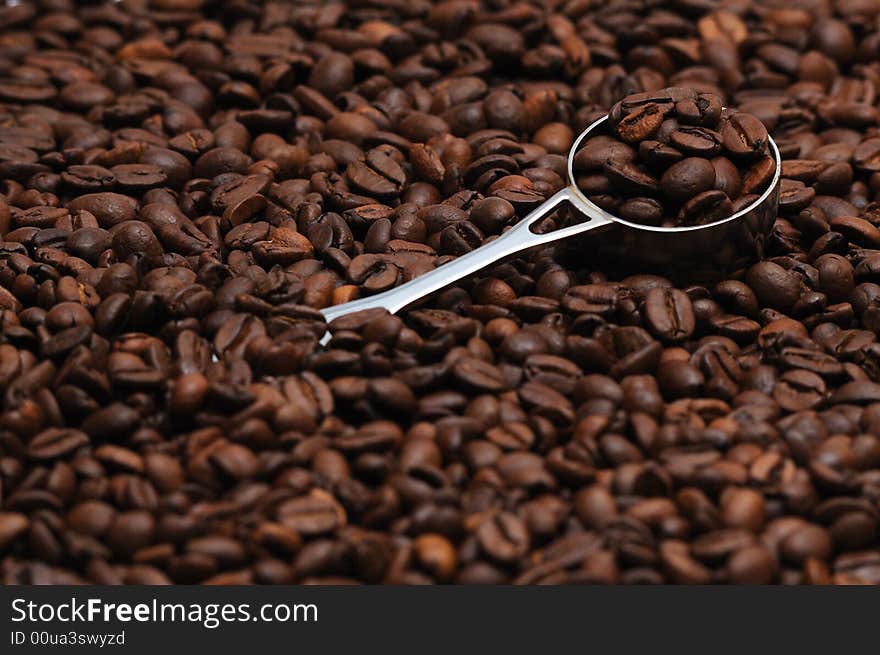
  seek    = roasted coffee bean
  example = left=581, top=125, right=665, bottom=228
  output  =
left=61, top=165, right=115, bottom=191
left=278, top=491, right=346, bottom=537
left=671, top=127, right=723, bottom=157
left=711, top=157, right=742, bottom=199
left=614, top=103, right=665, bottom=144
left=746, top=262, right=802, bottom=313
left=678, top=190, right=734, bottom=226
left=773, top=370, right=827, bottom=412
left=27, top=428, right=90, bottom=460
left=603, top=160, right=659, bottom=196
left=348, top=255, right=401, bottom=293
left=721, top=113, right=769, bottom=159
left=574, top=137, right=636, bottom=172
left=609, top=89, right=693, bottom=124
left=346, top=151, right=406, bottom=200
left=740, top=156, right=776, bottom=196
left=644, top=288, right=695, bottom=342
left=657, top=360, right=704, bottom=399
left=853, top=138, right=880, bottom=171
left=661, top=158, right=716, bottom=202
left=676, top=94, right=722, bottom=127
left=618, top=198, right=663, bottom=226
left=726, top=545, right=776, bottom=584
left=640, top=141, right=684, bottom=169
left=475, top=512, right=529, bottom=563
left=0, top=513, right=30, bottom=550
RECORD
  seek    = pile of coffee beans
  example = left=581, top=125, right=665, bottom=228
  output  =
left=575, top=87, right=774, bottom=227
left=3, top=1, right=880, bottom=585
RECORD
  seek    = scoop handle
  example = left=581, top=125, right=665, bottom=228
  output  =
left=319, top=186, right=612, bottom=330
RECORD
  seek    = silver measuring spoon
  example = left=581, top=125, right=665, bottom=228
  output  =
left=320, top=113, right=781, bottom=341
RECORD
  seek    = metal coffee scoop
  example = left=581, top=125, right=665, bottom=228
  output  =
left=319, top=113, right=781, bottom=342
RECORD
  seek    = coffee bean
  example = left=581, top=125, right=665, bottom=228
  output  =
left=746, top=262, right=802, bottom=312
left=671, top=126, right=723, bottom=157
left=678, top=190, right=733, bottom=226
left=720, top=488, right=765, bottom=532
left=740, top=156, right=776, bottom=195
left=614, top=103, right=665, bottom=143
left=475, top=512, right=530, bottom=563
left=640, top=140, right=684, bottom=169
left=348, top=255, right=401, bottom=293
left=574, top=136, right=636, bottom=171
left=68, top=193, right=138, bottom=227
left=644, top=288, right=695, bottom=342
left=676, top=94, right=722, bottom=126
left=779, top=523, right=833, bottom=565
left=618, top=197, right=664, bottom=225
left=106, top=510, right=155, bottom=555
left=414, top=534, right=457, bottom=580
left=346, top=151, right=406, bottom=200
left=61, top=165, right=115, bottom=191
left=657, top=359, right=704, bottom=398
left=80, top=403, right=140, bottom=440
left=27, top=428, right=90, bottom=460
left=308, top=53, right=354, bottom=99
left=853, top=138, right=880, bottom=171
left=452, top=357, right=507, bottom=392
left=721, top=113, right=769, bottom=158
left=660, top=540, right=712, bottom=584
left=727, top=545, right=776, bottom=584
left=773, top=370, right=827, bottom=411
left=603, top=160, right=659, bottom=196
left=710, top=156, right=742, bottom=199
left=0, top=513, right=30, bottom=550
left=661, top=158, right=716, bottom=201
left=278, top=490, right=347, bottom=537
left=574, top=485, right=618, bottom=529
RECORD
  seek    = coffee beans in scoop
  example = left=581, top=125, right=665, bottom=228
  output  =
left=574, top=88, right=774, bottom=228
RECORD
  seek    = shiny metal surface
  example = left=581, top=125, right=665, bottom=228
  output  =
left=319, top=113, right=781, bottom=340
